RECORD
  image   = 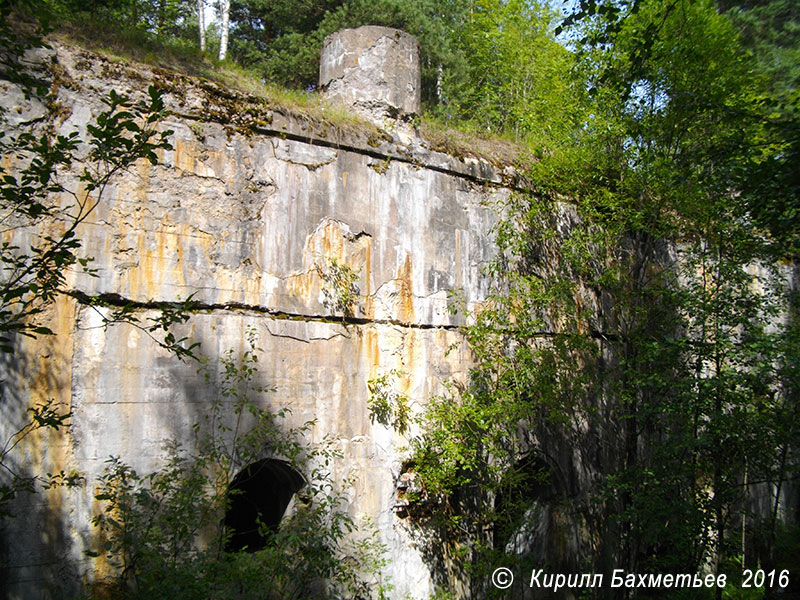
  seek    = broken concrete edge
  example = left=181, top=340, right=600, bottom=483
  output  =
left=40, top=38, right=530, bottom=191
left=319, top=26, right=421, bottom=125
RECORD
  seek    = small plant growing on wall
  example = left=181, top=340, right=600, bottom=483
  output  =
left=317, top=257, right=360, bottom=318
left=367, top=370, right=411, bottom=435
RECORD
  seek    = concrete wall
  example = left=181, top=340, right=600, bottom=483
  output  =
left=0, top=40, right=512, bottom=599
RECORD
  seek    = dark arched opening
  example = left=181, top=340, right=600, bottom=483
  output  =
left=224, top=458, right=305, bottom=552
left=493, top=454, right=556, bottom=550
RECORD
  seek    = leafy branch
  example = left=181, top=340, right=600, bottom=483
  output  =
left=0, top=85, right=174, bottom=352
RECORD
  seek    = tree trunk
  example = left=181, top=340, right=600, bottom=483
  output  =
left=218, top=0, right=230, bottom=61
left=197, top=0, right=206, bottom=52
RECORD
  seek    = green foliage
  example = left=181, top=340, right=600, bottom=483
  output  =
left=718, top=0, right=800, bottom=98
left=405, top=0, right=800, bottom=591
left=89, top=327, right=387, bottom=599
left=48, top=0, right=198, bottom=40
left=367, top=369, right=411, bottom=434
left=228, top=0, right=471, bottom=108
left=317, top=256, right=360, bottom=318
left=227, top=0, right=342, bottom=82
left=557, top=0, right=800, bottom=252
left=440, top=0, right=582, bottom=146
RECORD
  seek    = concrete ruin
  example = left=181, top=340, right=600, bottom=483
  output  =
left=0, top=28, right=518, bottom=599
left=320, top=26, right=421, bottom=126
left=3, top=23, right=799, bottom=600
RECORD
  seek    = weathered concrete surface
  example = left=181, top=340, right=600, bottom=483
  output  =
left=0, top=40, right=510, bottom=599
left=320, top=26, right=421, bottom=126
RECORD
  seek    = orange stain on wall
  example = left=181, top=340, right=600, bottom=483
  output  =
left=396, top=253, right=415, bottom=324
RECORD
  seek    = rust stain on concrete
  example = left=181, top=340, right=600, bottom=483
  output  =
left=396, top=253, right=415, bottom=324
left=286, top=269, right=318, bottom=305
left=363, top=241, right=374, bottom=319
left=14, top=296, right=80, bottom=578
left=362, top=326, right=381, bottom=379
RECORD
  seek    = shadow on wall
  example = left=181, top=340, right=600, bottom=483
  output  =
left=494, top=454, right=585, bottom=600
left=394, top=450, right=584, bottom=600
left=0, top=306, right=84, bottom=600
left=173, top=317, right=312, bottom=553
left=1, top=311, right=310, bottom=598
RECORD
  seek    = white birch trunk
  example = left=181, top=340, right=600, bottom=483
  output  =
left=218, top=0, right=230, bottom=61
left=197, top=0, right=206, bottom=52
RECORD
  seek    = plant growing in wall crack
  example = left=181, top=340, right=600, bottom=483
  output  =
left=317, top=256, right=360, bottom=318
left=88, top=327, right=387, bottom=599
left=367, top=369, right=412, bottom=435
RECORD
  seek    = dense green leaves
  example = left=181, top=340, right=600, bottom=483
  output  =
left=403, top=0, right=800, bottom=594
left=52, top=0, right=198, bottom=37
left=439, top=0, right=580, bottom=143
left=227, top=0, right=472, bottom=108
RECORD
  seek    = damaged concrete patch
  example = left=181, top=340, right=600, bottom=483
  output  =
left=272, top=138, right=338, bottom=170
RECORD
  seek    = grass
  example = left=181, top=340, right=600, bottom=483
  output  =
left=51, top=19, right=389, bottom=139
left=50, top=16, right=525, bottom=167
left=419, top=115, right=523, bottom=167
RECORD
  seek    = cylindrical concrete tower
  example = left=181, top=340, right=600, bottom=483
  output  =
left=319, top=26, right=421, bottom=125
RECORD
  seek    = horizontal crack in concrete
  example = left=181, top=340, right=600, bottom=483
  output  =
left=67, top=289, right=463, bottom=332
left=176, top=111, right=529, bottom=191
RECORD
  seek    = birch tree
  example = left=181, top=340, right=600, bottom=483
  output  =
left=218, top=0, right=230, bottom=61
left=197, top=0, right=205, bottom=51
